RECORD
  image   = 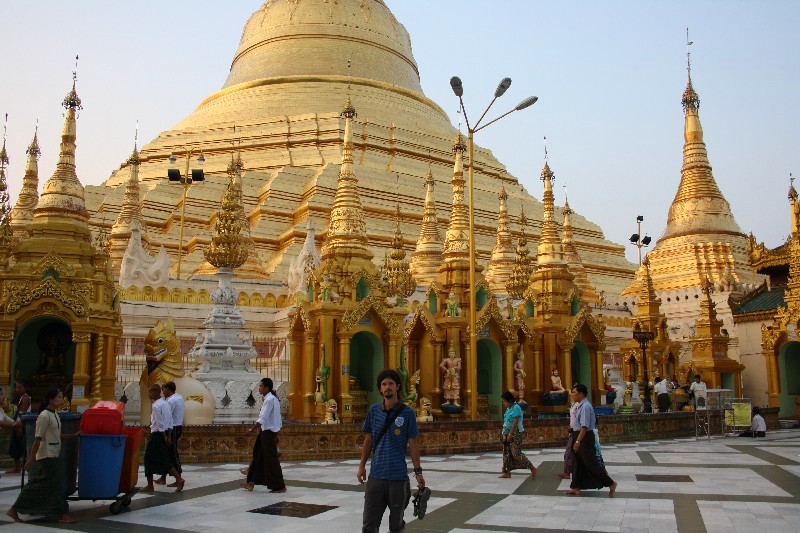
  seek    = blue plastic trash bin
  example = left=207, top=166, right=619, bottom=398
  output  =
left=78, top=434, right=127, bottom=499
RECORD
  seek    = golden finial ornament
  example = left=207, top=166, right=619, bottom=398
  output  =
left=506, top=209, right=534, bottom=299
left=383, top=204, right=416, bottom=300
left=204, top=153, right=251, bottom=269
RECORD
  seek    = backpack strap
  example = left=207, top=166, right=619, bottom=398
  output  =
left=372, top=402, right=406, bottom=453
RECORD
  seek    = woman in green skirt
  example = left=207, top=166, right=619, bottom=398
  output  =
left=6, top=388, right=77, bottom=523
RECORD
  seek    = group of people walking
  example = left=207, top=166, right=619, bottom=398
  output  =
left=499, top=384, right=617, bottom=497
left=143, top=381, right=186, bottom=492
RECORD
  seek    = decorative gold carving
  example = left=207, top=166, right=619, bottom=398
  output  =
left=204, top=154, right=251, bottom=269
left=471, top=298, right=516, bottom=340
left=404, top=307, right=439, bottom=342
left=185, top=394, right=204, bottom=404
left=340, top=294, right=400, bottom=335
left=5, top=278, right=88, bottom=316
left=0, top=330, right=13, bottom=341
left=72, top=332, right=91, bottom=343
left=36, top=251, right=77, bottom=278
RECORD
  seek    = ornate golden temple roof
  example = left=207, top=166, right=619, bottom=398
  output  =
left=440, top=134, right=472, bottom=290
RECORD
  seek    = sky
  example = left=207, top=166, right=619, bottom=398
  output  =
left=1, top=1, right=798, bottom=264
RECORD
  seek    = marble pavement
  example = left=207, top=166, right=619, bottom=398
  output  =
left=1, top=430, right=799, bottom=532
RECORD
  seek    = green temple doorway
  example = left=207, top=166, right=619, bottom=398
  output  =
left=350, top=331, right=384, bottom=406
left=571, top=341, right=592, bottom=403
left=778, top=341, right=800, bottom=417
left=477, top=339, right=503, bottom=420
left=11, top=317, right=75, bottom=408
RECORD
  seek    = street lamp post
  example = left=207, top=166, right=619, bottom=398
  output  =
left=450, top=76, right=537, bottom=420
left=633, top=323, right=655, bottom=413
left=629, top=215, right=651, bottom=265
left=167, top=149, right=205, bottom=280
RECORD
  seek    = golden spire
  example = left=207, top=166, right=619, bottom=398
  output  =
left=204, top=153, right=250, bottom=269
left=690, top=277, right=728, bottom=360
left=561, top=195, right=599, bottom=303
left=110, top=137, right=146, bottom=265
left=442, top=134, right=470, bottom=266
left=34, top=72, right=89, bottom=222
left=485, top=185, right=516, bottom=293
left=636, top=256, right=661, bottom=320
left=0, top=114, right=12, bottom=249
left=10, top=125, right=41, bottom=237
left=789, top=174, right=799, bottom=236
left=663, top=45, right=742, bottom=240
left=410, top=168, right=444, bottom=285
left=536, top=161, right=565, bottom=266
left=321, top=97, right=371, bottom=261
left=506, top=209, right=534, bottom=299
left=383, top=204, right=416, bottom=300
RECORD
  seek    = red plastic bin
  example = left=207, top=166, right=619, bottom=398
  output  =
left=119, top=426, right=145, bottom=493
left=80, top=401, right=125, bottom=435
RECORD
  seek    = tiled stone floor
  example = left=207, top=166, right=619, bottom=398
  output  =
left=0, top=429, right=798, bottom=532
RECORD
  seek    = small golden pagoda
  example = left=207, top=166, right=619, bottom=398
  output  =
left=288, top=98, right=408, bottom=422
left=523, top=162, right=605, bottom=405
left=0, top=77, right=120, bottom=408
left=686, top=278, right=742, bottom=394
left=619, top=258, right=680, bottom=385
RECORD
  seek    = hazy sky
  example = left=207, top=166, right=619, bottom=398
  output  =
left=1, top=1, right=798, bottom=264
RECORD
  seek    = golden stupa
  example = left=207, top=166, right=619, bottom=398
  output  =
left=84, top=0, right=632, bottom=296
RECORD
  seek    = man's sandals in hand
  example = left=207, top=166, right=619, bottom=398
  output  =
left=412, top=486, right=431, bottom=519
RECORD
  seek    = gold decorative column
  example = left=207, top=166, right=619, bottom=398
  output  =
left=0, top=329, right=13, bottom=386
left=90, top=333, right=105, bottom=402
left=288, top=336, right=302, bottom=418
left=339, top=336, right=353, bottom=423
left=71, top=330, right=92, bottom=410
left=303, top=333, right=316, bottom=419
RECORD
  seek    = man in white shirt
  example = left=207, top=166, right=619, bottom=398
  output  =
left=143, top=384, right=184, bottom=492
left=689, top=375, right=707, bottom=408
left=156, top=381, right=185, bottom=487
left=654, top=377, right=670, bottom=413
left=240, top=378, right=286, bottom=493
left=739, top=407, right=767, bottom=438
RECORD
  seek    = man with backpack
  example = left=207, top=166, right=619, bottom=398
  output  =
left=357, top=369, right=429, bottom=532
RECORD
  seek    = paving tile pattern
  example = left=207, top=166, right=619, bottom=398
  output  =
left=0, top=430, right=797, bottom=532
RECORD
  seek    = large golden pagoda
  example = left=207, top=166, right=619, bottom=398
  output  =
left=624, top=68, right=762, bottom=295
left=84, top=0, right=633, bottom=298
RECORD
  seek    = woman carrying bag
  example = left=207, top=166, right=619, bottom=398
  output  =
left=498, top=391, right=536, bottom=479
